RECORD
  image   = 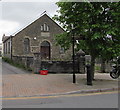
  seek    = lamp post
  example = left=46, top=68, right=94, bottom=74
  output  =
left=71, top=24, right=76, bottom=83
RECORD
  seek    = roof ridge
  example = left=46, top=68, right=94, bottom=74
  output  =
left=12, top=11, right=50, bottom=36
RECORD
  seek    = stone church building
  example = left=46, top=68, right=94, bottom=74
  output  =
left=2, top=13, right=72, bottom=61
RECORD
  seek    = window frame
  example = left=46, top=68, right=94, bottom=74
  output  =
left=41, top=23, right=50, bottom=32
left=23, top=38, right=30, bottom=54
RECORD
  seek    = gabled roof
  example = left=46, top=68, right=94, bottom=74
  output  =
left=2, top=34, right=11, bottom=43
left=2, top=12, right=65, bottom=43
left=11, top=12, right=64, bottom=36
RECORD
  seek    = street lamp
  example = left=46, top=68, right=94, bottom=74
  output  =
left=71, top=24, right=76, bottom=83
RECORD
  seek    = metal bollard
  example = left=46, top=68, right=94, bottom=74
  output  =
left=86, top=64, right=92, bottom=86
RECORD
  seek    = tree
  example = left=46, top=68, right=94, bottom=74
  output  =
left=53, top=2, right=120, bottom=80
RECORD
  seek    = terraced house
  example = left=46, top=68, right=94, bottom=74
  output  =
left=2, top=13, right=72, bottom=61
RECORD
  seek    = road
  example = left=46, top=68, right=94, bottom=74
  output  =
left=1, top=58, right=119, bottom=109
left=2, top=92, right=118, bottom=108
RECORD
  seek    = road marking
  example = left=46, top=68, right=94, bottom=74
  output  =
left=1, top=91, right=118, bottom=100
left=62, top=91, right=119, bottom=98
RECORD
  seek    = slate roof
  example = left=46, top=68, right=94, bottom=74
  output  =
left=2, top=12, right=64, bottom=43
left=12, top=12, right=64, bottom=36
left=2, top=34, right=11, bottom=43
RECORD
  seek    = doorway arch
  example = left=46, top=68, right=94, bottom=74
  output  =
left=40, top=41, right=51, bottom=60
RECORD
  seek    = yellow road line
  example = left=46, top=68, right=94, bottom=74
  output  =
left=62, top=91, right=119, bottom=97
left=1, top=91, right=118, bottom=100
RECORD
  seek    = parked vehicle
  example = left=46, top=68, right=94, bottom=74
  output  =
left=110, top=56, right=120, bottom=79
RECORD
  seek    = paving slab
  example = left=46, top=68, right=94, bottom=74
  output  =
left=1, top=59, right=119, bottom=98
left=2, top=73, right=119, bottom=98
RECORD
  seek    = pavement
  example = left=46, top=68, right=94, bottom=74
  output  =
left=2, top=72, right=119, bottom=98
left=1, top=58, right=119, bottom=98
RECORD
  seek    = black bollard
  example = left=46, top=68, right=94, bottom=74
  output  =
left=86, top=64, right=92, bottom=86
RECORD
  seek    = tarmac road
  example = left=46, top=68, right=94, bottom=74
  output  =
left=2, top=92, right=118, bottom=108
left=1, top=57, right=119, bottom=109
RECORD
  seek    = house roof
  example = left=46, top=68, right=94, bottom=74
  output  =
left=2, top=34, right=11, bottom=43
left=12, top=12, right=64, bottom=36
left=2, top=12, right=64, bottom=43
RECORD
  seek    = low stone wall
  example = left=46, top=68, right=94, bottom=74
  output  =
left=12, top=56, right=34, bottom=69
left=12, top=55, right=85, bottom=74
left=41, top=61, right=79, bottom=73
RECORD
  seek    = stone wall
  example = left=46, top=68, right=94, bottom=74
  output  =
left=12, top=14, right=72, bottom=60
left=41, top=61, right=79, bottom=73
left=12, top=54, right=85, bottom=74
left=12, top=56, right=34, bottom=69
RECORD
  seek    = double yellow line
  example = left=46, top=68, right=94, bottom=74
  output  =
left=1, top=91, right=118, bottom=100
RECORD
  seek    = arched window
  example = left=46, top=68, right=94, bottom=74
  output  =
left=41, top=25, right=43, bottom=31
left=24, top=38, right=30, bottom=54
left=46, top=26, right=49, bottom=31
left=43, top=23, right=46, bottom=31
left=41, top=23, right=50, bottom=32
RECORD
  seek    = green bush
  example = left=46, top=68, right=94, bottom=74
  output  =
left=2, top=57, right=14, bottom=64
left=2, top=57, right=32, bottom=71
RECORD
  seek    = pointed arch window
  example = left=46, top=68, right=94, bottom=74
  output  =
left=24, top=38, right=30, bottom=54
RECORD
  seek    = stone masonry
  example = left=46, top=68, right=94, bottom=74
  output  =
left=11, top=14, right=72, bottom=60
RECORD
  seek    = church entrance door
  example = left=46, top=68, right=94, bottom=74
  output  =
left=40, top=41, right=50, bottom=60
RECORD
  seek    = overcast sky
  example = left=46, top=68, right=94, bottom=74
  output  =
left=0, top=0, right=59, bottom=43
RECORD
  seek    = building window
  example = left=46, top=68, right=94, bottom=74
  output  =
left=60, top=46, right=65, bottom=54
left=6, top=43, right=7, bottom=54
left=8, top=42, right=11, bottom=54
left=44, top=23, right=46, bottom=31
left=46, top=26, right=49, bottom=31
left=4, top=43, right=6, bottom=54
left=41, top=25, right=43, bottom=31
left=24, top=38, right=30, bottom=54
left=41, top=23, right=49, bottom=32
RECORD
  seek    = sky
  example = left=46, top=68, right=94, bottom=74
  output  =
left=1, top=0, right=117, bottom=43
left=0, top=0, right=60, bottom=43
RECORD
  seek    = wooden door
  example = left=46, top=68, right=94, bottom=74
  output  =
left=41, top=41, right=50, bottom=60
